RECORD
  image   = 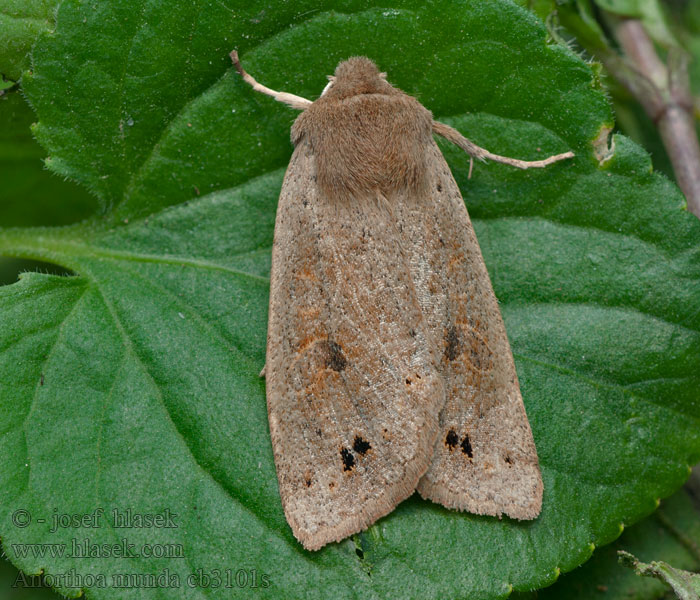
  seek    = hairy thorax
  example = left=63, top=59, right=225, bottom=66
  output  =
left=292, top=93, right=434, bottom=200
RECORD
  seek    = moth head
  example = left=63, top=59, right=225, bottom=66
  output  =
left=320, top=57, right=395, bottom=100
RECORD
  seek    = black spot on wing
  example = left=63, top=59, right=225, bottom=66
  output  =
left=325, top=340, right=347, bottom=372
left=445, top=326, right=462, bottom=361
left=341, top=448, right=355, bottom=472
left=445, top=429, right=459, bottom=450
left=353, top=435, right=371, bottom=455
left=460, top=434, right=473, bottom=458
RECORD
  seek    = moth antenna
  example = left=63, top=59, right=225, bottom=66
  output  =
left=432, top=120, right=575, bottom=169
left=230, top=50, right=313, bottom=110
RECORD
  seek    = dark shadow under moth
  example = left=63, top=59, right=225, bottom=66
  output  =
left=231, top=51, right=573, bottom=551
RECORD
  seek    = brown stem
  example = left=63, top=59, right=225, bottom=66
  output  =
left=657, top=106, right=700, bottom=213
left=613, top=20, right=700, bottom=217
left=616, top=20, right=667, bottom=89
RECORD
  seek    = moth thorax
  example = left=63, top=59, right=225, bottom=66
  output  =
left=303, top=95, right=433, bottom=200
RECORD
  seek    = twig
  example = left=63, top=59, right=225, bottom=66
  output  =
left=613, top=20, right=700, bottom=217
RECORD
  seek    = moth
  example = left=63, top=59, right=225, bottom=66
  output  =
left=231, top=51, right=573, bottom=551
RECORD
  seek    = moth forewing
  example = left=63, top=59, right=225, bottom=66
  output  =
left=410, top=142, right=543, bottom=519
left=266, top=141, right=445, bottom=550
left=231, top=51, right=570, bottom=549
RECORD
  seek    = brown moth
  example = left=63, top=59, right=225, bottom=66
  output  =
left=231, top=51, right=573, bottom=551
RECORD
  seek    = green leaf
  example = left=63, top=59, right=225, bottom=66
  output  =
left=592, top=0, right=678, bottom=47
left=1, top=1, right=700, bottom=599
left=0, top=0, right=59, bottom=82
left=557, top=0, right=617, bottom=56
left=514, top=0, right=556, bottom=22
left=0, top=545, right=63, bottom=598
left=513, top=490, right=700, bottom=600
left=668, top=2, right=700, bottom=100
left=619, top=550, right=700, bottom=600
left=0, top=88, right=97, bottom=288
left=0, top=91, right=97, bottom=228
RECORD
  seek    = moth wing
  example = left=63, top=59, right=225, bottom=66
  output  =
left=407, top=141, right=543, bottom=519
left=266, top=141, right=445, bottom=550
